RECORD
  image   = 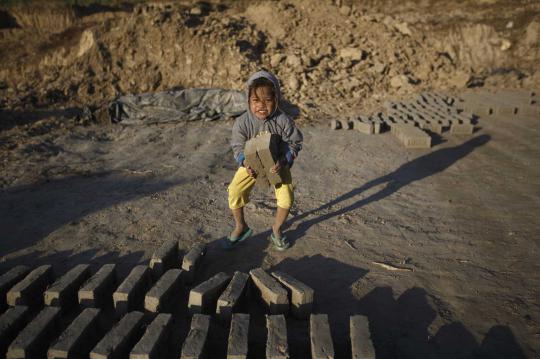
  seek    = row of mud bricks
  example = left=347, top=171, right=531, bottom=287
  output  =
left=330, top=90, right=539, bottom=149
left=0, top=240, right=375, bottom=359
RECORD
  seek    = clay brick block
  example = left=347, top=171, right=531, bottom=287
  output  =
left=7, top=306, right=61, bottom=359
left=310, top=314, right=334, bottom=359
left=7, top=265, right=53, bottom=307
left=181, top=243, right=206, bottom=285
left=266, top=315, right=288, bottom=359
left=249, top=268, right=288, bottom=315
left=391, top=124, right=431, bottom=148
left=149, top=239, right=179, bottom=279
left=255, top=133, right=282, bottom=185
left=180, top=314, right=210, bottom=359
left=130, top=313, right=172, bottom=359
left=350, top=315, right=375, bottom=359
left=521, top=105, right=540, bottom=117
left=44, top=264, right=90, bottom=308
left=0, top=306, right=29, bottom=356
left=78, top=264, right=116, bottom=309
left=113, top=265, right=151, bottom=316
left=450, top=123, right=474, bottom=135
left=271, top=271, right=314, bottom=320
left=0, top=266, right=30, bottom=310
left=342, top=119, right=352, bottom=130
left=144, top=269, right=183, bottom=313
left=90, top=311, right=145, bottom=359
left=244, top=137, right=269, bottom=188
left=227, top=313, right=249, bottom=359
left=47, top=308, right=101, bottom=359
left=188, top=272, right=230, bottom=314
left=216, top=271, right=249, bottom=322
left=351, top=118, right=373, bottom=134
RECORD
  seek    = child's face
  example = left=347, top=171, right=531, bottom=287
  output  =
left=249, top=86, right=276, bottom=120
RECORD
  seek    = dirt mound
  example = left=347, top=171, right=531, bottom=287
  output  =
left=0, top=0, right=539, bottom=124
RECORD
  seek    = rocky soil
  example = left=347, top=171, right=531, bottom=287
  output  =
left=0, top=1, right=539, bottom=358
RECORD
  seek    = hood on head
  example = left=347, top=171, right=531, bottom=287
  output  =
left=245, top=70, right=282, bottom=119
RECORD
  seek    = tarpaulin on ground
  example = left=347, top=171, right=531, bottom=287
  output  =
left=109, top=88, right=246, bottom=124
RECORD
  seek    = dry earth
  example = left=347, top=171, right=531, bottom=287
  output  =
left=0, top=1, right=539, bottom=358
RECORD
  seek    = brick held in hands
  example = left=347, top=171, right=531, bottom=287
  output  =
left=310, top=314, right=335, bottom=359
left=266, top=314, right=288, bottom=359
left=44, top=264, right=90, bottom=308
left=182, top=243, right=206, bottom=285
left=216, top=271, right=249, bottom=322
left=255, top=133, right=283, bottom=186
left=144, top=268, right=183, bottom=313
left=249, top=268, right=289, bottom=315
left=78, top=264, right=117, bottom=308
left=47, top=308, right=102, bottom=359
left=271, top=271, right=314, bottom=320
left=0, top=266, right=30, bottom=310
left=130, top=313, right=172, bottom=359
left=90, top=311, right=145, bottom=359
left=350, top=315, right=375, bottom=359
left=6, top=306, right=61, bottom=359
left=188, top=272, right=230, bottom=314
left=180, top=314, right=211, bottom=359
left=7, top=265, right=53, bottom=307
left=113, top=265, right=151, bottom=316
left=244, top=136, right=270, bottom=188
left=149, top=239, right=179, bottom=279
left=227, top=313, right=249, bottom=359
left=0, top=306, right=30, bottom=356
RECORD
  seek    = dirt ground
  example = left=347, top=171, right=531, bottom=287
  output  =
left=0, top=1, right=539, bottom=358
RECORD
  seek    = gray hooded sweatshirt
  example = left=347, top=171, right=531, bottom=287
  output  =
left=231, top=71, right=303, bottom=167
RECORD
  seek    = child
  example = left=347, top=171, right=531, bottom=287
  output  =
left=226, top=70, right=303, bottom=250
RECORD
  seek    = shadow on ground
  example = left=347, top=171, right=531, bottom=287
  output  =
left=287, top=134, right=491, bottom=244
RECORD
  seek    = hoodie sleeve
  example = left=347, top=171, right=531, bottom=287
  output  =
left=231, top=116, right=248, bottom=166
left=280, top=116, right=303, bottom=165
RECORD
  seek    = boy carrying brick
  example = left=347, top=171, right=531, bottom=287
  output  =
left=226, top=70, right=303, bottom=251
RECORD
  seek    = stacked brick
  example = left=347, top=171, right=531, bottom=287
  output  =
left=457, top=89, right=539, bottom=118
left=0, top=247, right=377, bottom=358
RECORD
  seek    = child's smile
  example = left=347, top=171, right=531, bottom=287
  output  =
left=249, top=86, right=276, bottom=120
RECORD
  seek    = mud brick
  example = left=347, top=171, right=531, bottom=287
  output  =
left=129, top=313, right=172, bottom=359
left=113, top=265, right=151, bottom=316
left=392, top=124, right=431, bottom=148
left=244, top=137, right=270, bottom=188
left=266, top=315, right=288, bottom=359
left=44, top=264, right=90, bottom=308
left=494, top=104, right=518, bottom=116
left=47, top=308, right=101, bottom=359
left=341, top=119, right=352, bottom=130
left=255, top=133, right=282, bottom=186
left=182, top=243, right=206, bottom=285
left=188, top=272, right=230, bottom=314
left=350, top=315, right=375, bottom=359
left=370, top=120, right=381, bottom=134
left=149, top=239, right=179, bottom=279
left=180, top=314, right=210, bottom=359
left=144, top=269, right=182, bottom=313
left=216, top=271, right=249, bottom=322
left=227, top=313, right=249, bottom=359
left=0, top=306, right=29, bottom=356
left=521, top=105, right=540, bottom=117
left=329, top=119, right=341, bottom=130
left=78, top=264, right=116, bottom=308
left=249, top=268, right=288, bottom=315
left=7, top=306, right=61, bottom=359
left=271, top=271, right=314, bottom=320
left=0, top=266, right=30, bottom=310
left=310, top=314, right=334, bottom=359
left=90, top=311, right=145, bottom=359
left=450, top=123, right=474, bottom=135
left=7, top=265, right=53, bottom=307
left=351, top=118, right=373, bottom=134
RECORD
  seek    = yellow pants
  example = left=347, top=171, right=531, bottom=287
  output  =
left=228, top=167, right=294, bottom=209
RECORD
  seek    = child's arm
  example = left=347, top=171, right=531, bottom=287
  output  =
left=231, top=117, right=248, bottom=167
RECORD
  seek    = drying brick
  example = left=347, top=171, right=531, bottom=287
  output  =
left=350, top=315, right=375, bottom=359
left=78, top=264, right=117, bottom=308
left=149, top=239, right=179, bottom=279
left=113, top=265, right=151, bottom=316
left=249, top=268, right=288, bottom=315
left=90, top=311, right=145, bottom=359
left=310, top=314, right=334, bottom=359
left=216, top=271, right=249, bottom=322
left=181, top=243, right=206, bottom=285
left=180, top=314, right=210, bottom=359
left=129, top=313, right=172, bottom=359
left=227, top=313, right=249, bottom=359
left=144, top=269, right=183, bottom=313
left=266, top=315, right=288, bottom=359
left=7, top=265, right=53, bottom=307
left=44, top=264, right=90, bottom=308
left=188, top=272, right=230, bottom=314
left=271, top=271, right=314, bottom=319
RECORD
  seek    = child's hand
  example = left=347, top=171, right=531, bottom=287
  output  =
left=270, top=159, right=284, bottom=174
left=243, top=161, right=257, bottom=178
